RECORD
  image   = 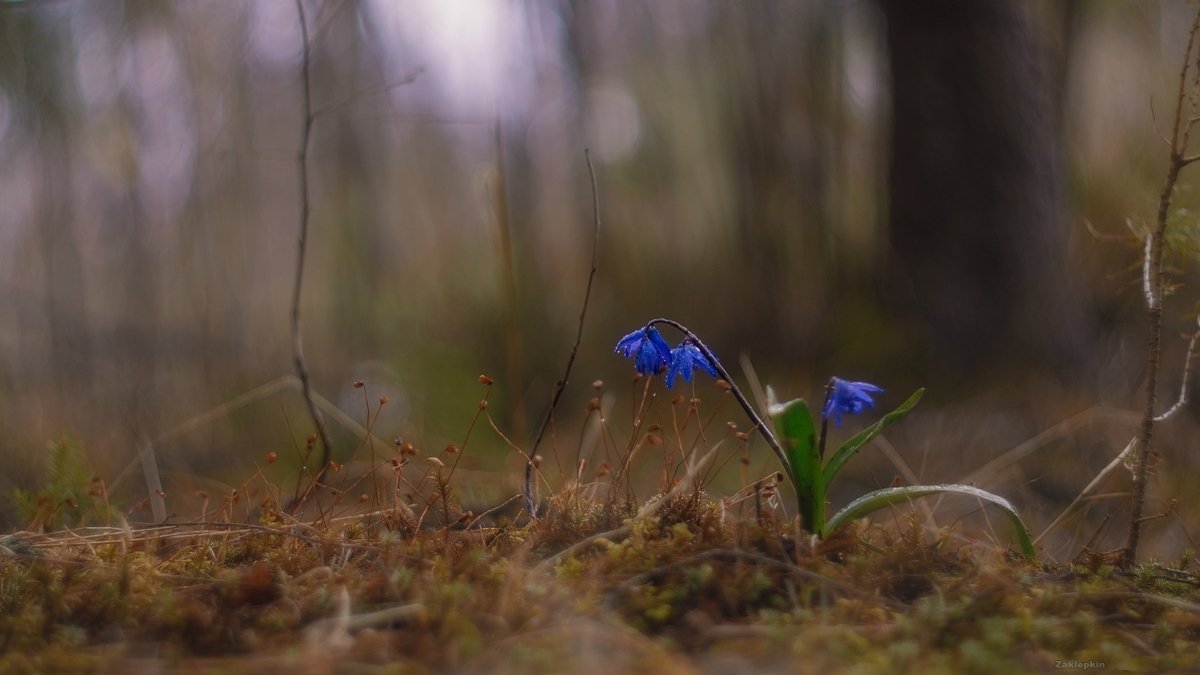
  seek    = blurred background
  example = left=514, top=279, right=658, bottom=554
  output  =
left=2, top=0, right=1199, bottom=560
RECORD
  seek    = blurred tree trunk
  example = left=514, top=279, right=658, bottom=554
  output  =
left=880, top=0, right=1090, bottom=380
left=1, top=15, right=94, bottom=401
left=724, top=2, right=840, bottom=355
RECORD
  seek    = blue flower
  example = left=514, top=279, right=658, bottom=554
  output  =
left=823, top=377, right=884, bottom=425
left=665, top=342, right=719, bottom=388
left=615, top=326, right=672, bottom=375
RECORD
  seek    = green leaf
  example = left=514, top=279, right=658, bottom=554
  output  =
left=822, top=388, right=924, bottom=489
left=824, top=484, right=1036, bottom=559
left=767, top=387, right=824, bottom=535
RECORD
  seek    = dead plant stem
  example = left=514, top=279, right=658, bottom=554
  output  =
left=525, top=149, right=604, bottom=518
left=289, top=0, right=335, bottom=513
left=1122, top=7, right=1200, bottom=567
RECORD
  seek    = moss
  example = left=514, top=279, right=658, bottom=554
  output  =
left=0, top=487, right=1194, bottom=673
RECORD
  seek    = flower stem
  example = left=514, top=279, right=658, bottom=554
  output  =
left=818, top=379, right=834, bottom=462
left=646, top=318, right=790, bottom=475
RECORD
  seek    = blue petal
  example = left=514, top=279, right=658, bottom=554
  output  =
left=689, top=344, right=718, bottom=378
left=666, top=343, right=719, bottom=388
left=665, top=345, right=693, bottom=388
left=645, top=327, right=672, bottom=365
left=635, top=340, right=664, bottom=374
left=824, top=377, right=884, bottom=425
left=615, top=328, right=646, bottom=357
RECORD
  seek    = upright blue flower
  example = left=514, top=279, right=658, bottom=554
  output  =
left=615, top=326, right=672, bottom=375
left=823, top=377, right=884, bottom=426
left=665, top=342, right=719, bottom=388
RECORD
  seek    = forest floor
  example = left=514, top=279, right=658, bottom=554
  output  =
left=2, top=489, right=1199, bottom=675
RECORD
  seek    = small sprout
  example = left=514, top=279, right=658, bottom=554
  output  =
left=532, top=454, right=543, bottom=468
left=592, top=379, right=604, bottom=390
left=735, top=432, right=749, bottom=441
left=426, top=457, right=445, bottom=468
left=479, top=374, right=494, bottom=385
left=715, top=379, right=732, bottom=391
left=633, top=372, right=644, bottom=383
left=360, top=494, right=369, bottom=503
left=379, top=395, right=390, bottom=405
left=306, top=433, right=318, bottom=445
left=330, top=460, right=343, bottom=472
left=586, top=397, right=601, bottom=412
left=353, top=380, right=365, bottom=389
left=672, top=395, right=686, bottom=405
left=726, top=421, right=738, bottom=430
left=266, top=451, right=278, bottom=464
left=479, top=400, right=489, bottom=410
left=154, top=490, right=166, bottom=498
left=690, top=397, right=702, bottom=407
left=444, top=444, right=459, bottom=454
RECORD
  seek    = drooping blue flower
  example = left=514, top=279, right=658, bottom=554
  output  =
left=615, top=326, right=672, bottom=375
left=823, top=377, right=884, bottom=426
left=665, top=342, right=719, bottom=389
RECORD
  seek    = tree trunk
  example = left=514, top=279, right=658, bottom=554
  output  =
left=880, top=0, right=1089, bottom=380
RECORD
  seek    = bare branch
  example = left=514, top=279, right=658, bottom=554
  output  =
left=1151, top=97, right=1174, bottom=147
left=1122, top=6, right=1200, bottom=567
left=289, top=0, right=335, bottom=513
left=311, top=68, right=424, bottom=119
left=524, top=149, right=604, bottom=519
left=1154, top=324, right=1200, bottom=422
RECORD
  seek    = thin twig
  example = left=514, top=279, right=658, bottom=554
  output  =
left=1154, top=324, right=1200, bottom=422
left=1036, top=437, right=1136, bottom=546
left=289, top=0, right=335, bottom=514
left=525, top=149, right=604, bottom=519
left=1082, top=218, right=1136, bottom=243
